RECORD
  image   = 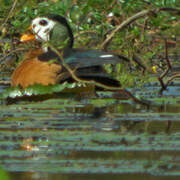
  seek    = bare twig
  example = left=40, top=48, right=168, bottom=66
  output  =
left=158, top=68, right=169, bottom=94
left=132, top=54, right=146, bottom=74
left=167, top=74, right=180, bottom=84
left=47, top=42, right=150, bottom=106
left=158, top=39, right=173, bottom=94
left=74, top=30, right=97, bottom=39
left=0, top=0, right=18, bottom=30
left=163, top=73, right=180, bottom=88
left=100, top=9, right=155, bottom=49
left=159, top=7, right=180, bottom=15
left=100, top=7, right=180, bottom=49
left=159, top=73, right=180, bottom=94
left=165, top=39, right=172, bottom=70
left=0, top=48, right=25, bottom=63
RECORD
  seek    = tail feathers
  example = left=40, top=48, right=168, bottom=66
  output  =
left=78, top=75, right=121, bottom=87
left=58, top=71, right=120, bottom=88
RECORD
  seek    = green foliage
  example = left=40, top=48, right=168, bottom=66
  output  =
left=0, top=82, right=91, bottom=99
left=0, top=168, right=9, bottom=180
left=0, top=0, right=179, bottom=90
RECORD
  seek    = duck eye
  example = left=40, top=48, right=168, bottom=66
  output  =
left=39, top=19, right=48, bottom=26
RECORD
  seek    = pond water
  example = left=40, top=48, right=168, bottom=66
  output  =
left=0, top=72, right=180, bottom=180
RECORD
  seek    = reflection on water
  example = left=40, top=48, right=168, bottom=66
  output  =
left=0, top=75, right=180, bottom=180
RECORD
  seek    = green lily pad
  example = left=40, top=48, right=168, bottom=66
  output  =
left=0, top=82, right=95, bottom=100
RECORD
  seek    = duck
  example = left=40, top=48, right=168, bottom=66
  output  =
left=11, top=14, right=123, bottom=89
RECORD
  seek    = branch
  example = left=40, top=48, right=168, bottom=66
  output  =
left=165, top=39, right=172, bottom=70
left=159, top=73, right=180, bottom=94
left=47, top=42, right=150, bottom=106
left=100, top=9, right=155, bottom=49
left=132, top=54, right=147, bottom=74
left=0, top=48, right=25, bottom=63
left=159, top=7, right=180, bottom=15
left=100, top=7, right=180, bottom=49
left=158, top=39, right=173, bottom=94
left=166, top=74, right=180, bottom=85
left=0, top=0, right=18, bottom=30
left=158, top=68, right=169, bottom=94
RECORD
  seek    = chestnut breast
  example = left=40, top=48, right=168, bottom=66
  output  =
left=11, top=49, right=62, bottom=88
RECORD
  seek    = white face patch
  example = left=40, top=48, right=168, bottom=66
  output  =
left=31, top=17, right=56, bottom=41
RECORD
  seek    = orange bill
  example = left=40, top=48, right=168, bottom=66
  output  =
left=20, top=26, right=35, bottom=43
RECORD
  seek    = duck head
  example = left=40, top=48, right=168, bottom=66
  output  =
left=21, top=14, right=74, bottom=51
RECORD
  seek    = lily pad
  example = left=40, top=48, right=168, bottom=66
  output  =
left=0, top=82, right=95, bottom=99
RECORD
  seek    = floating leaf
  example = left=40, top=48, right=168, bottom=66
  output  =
left=0, top=82, right=95, bottom=100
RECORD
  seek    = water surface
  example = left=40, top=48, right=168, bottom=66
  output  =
left=0, top=72, right=180, bottom=180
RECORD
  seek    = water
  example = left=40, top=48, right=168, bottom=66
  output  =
left=0, top=72, right=180, bottom=180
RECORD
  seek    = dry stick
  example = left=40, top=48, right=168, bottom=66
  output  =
left=47, top=43, right=150, bottom=106
left=100, top=9, right=154, bottom=49
left=165, top=39, right=172, bottom=70
left=100, top=7, right=180, bottom=49
left=159, top=40, right=172, bottom=94
left=162, top=73, right=180, bottom=91
left=74, top=30, right=97, bottom=38
left=0, top=0, right=18, bottom=30
left=0, top=0, right=18, bottom=72
left=0, top=48, right=25, bottom=63
left=132, top=54, right=146, bottom=74
left=159, top=7, right=180, bottom=15
left=158, top=68, right=169, bottom=93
